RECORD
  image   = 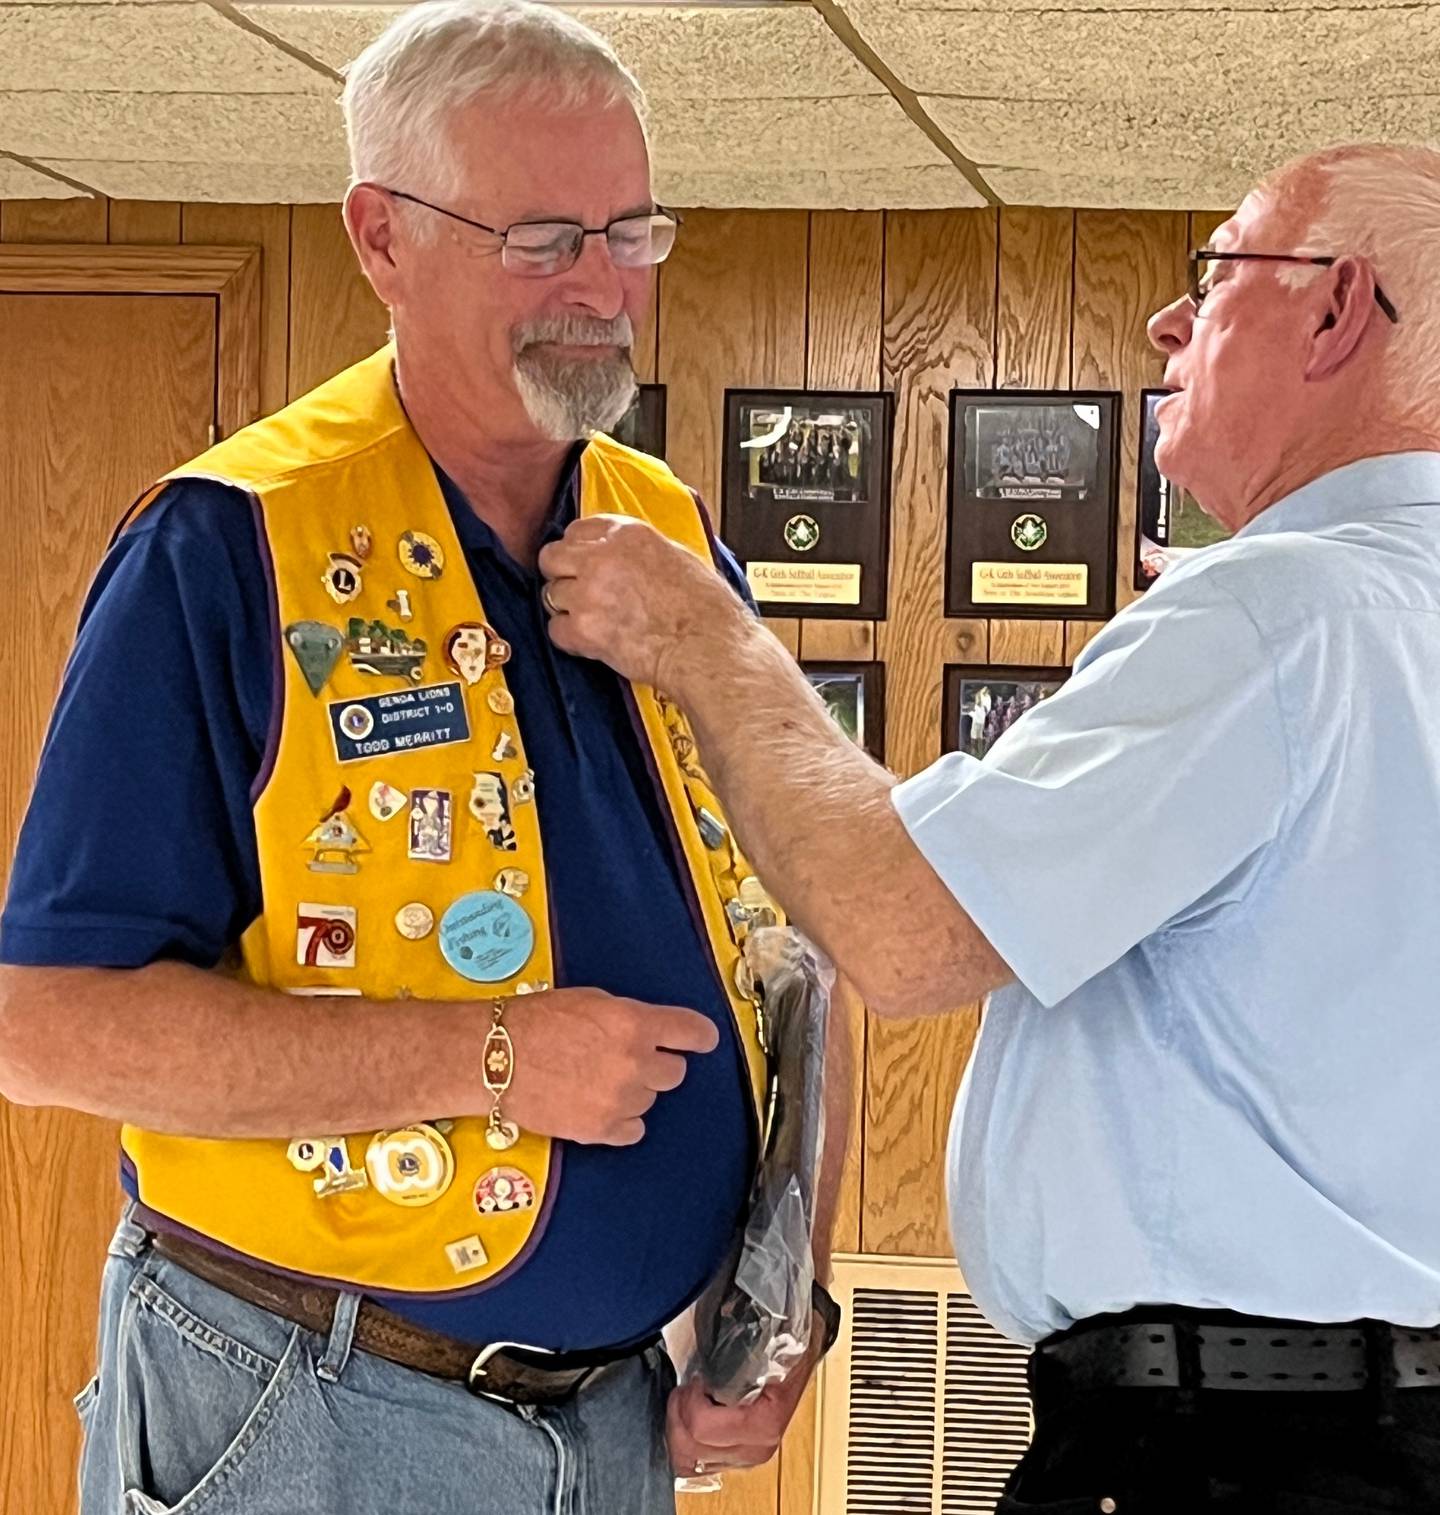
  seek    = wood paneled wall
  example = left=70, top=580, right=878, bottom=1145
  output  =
left=1, top=194, right=1228, bottom=1515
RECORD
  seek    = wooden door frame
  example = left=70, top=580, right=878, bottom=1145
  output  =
left=0, top=243, right=263, bottom=438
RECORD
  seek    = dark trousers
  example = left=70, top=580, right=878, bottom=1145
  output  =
left=998, top=1316, right=1440, bottom=1514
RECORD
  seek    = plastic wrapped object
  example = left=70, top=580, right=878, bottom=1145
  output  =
left=673, top=924, right=833, bottom=1493
left=688, top=921, right=834, bottom=1410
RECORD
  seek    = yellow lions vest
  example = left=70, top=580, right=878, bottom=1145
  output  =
left=118, top=345, right=777, bottom=1294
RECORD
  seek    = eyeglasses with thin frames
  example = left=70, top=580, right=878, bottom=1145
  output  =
left=1189, top=249, right=1399, bottom=323
left=382, top=187, right=681, bottom=278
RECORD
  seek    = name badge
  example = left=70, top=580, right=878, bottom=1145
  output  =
left=328, top=681, right=471, bottom=765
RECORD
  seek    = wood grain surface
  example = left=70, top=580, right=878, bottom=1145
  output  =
left=1073, top=211, right=1188, bottom=616
left=184, top=204, right=292, bottom=416
left=1, top=290, right=216, bottom=1515
left=0, top=198, right=107, bottom=244
left=658, top=209, right=809, bottom=523
left=108, top=201, right=181, bottom=245
left=288, top=204, right=389, bottom=401
left=865, top=210, right=995, bottom=1262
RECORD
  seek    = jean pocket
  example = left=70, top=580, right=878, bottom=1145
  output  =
left=72, top=1373, right=101, bottom=1425
left=116, top=1264, right=314, bottom=1513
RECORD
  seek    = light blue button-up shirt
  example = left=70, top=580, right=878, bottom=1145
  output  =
left=893, top=452, right=1440, bottom=1344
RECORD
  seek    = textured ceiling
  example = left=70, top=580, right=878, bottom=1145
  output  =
left=0, top=0, right=1432, bottom=209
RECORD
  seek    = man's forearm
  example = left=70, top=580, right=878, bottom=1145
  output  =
left=0, top=961, right=484, bottom=1136
left=665, top=613, right=1006, bottom=1015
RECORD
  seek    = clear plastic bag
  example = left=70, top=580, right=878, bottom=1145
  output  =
left=674, top=925, right=833, bottom=1493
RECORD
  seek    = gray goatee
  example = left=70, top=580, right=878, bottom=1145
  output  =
left=512, top=313, right=637, bottom=441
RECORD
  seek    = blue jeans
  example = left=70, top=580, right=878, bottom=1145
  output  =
left=74, top=1206, right=679, bottom=1514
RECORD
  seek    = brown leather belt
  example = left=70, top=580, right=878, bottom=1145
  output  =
left=150, top=1232, right=653, bottom=1406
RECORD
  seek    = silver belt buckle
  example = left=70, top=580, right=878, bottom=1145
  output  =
left=466, top=1339, right=550, bottom=1401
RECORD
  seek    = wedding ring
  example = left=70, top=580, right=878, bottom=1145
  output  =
left=693, top=1461, right=707, bottom=1476
left=540, top=581, right=561, bottom=616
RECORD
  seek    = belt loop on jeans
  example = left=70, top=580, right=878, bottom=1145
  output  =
left=317, top=1290, right=361, bottom=1383
left=107, top=1202, right=151, bottom=1262
left=1365, top=1320, right=1398, bottom=1426
left=1173, top=1318, right=1202, bottom=1413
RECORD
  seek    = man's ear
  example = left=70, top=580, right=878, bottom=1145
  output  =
left=1305, top=256, right=1380, bottom=382
left=344, top=184, right=403, bottom=306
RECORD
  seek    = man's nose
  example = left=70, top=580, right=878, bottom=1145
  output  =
left=1147, top=294, right=1194, bottom=355
left=556, top=232, right=626, bottom=320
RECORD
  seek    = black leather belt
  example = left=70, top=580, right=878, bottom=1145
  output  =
left=1042, top=1313, right=1440, bottom=1393
left=150, top=1231, right=654, bottom=1406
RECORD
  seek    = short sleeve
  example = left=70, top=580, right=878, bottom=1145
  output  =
left=892, top=573, right=1292, bottom=1006
left=0, top=481, right=275, bottom=969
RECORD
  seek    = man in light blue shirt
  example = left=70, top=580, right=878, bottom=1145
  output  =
left=540, top=142, right=1440, bottom=1510
left=902, top=450, right=1440, bottom=1345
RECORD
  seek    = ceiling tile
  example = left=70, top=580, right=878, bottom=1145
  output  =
left=231, top=3, right=401, bottom=67
left=0, top=88, right=342, bottom=163
left=239, top=3, right=882, bottom=99
left=928, top=93, right=1440, bottom=192
left=854, top=0, right=1405, bottom=10
left=841, top=1, right=1434, bottom=105
left=0, top=154, right=83, bottom=197
left=650, top=95, right=946, bottom=175
left=987, top=165, right=1242, bottom=211
left=49, top=156, right=347, bottom=200
left=0, top=3, right=331, bottom=93
left=666, top=162, right=985, bottom=210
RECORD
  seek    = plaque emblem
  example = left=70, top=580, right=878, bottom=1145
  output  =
left=1011, top=513, right=1049, bottom=552
left=783, top=514, right=821, bottom=552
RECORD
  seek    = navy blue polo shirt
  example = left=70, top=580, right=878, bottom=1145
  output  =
left=0, top=447, right=757, bottom=1351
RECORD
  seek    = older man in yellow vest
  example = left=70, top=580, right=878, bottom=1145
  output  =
left=0, top=4, right=841, bottom=1511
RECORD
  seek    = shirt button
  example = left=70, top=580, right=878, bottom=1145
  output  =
left=1099, top=1500, right=1118, bottom=1513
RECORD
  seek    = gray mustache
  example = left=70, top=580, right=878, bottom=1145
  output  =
left=514, top=315, right=634, bottom=354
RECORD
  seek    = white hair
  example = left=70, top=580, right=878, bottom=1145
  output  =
left=1265, top=144, right=1440, bottom=425
left=341, top=0, right=646, bottom=204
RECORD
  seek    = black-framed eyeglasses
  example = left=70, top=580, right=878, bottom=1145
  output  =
left=383, top=187, right=681, bottom=277
left=1189, top=248, right=1399, bottom=324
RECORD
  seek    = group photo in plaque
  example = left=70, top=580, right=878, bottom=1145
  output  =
left=1135, top=388, right=1233, bottom=590
left=967, top=400, right=1101, bottom=503
left=803, top=662, right=885, bottom=763
left=943, top=664, right=1069, bottom=761
left=946, top=389, right=1120, bottom=621
left=722, top=389, right=893, bottom=620
left=609, top=382, right=667, bottom=462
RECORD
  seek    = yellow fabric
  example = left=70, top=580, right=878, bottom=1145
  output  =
left=118, top=346, right=777, bottom=1293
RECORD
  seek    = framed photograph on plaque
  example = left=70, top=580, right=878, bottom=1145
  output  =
left=610, top=383, right=667, bottom=461
left=942, top=664, right=1069, bottom=759
left=1135, top=388, right=1233, bottom=590
left=803, top=662, right=885, bottom=762
left=722, top=388, right=893, bottom=620
left=946, top=389, right=1119, bottom=620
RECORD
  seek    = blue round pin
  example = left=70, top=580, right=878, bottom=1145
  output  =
left=438, top=891, right=535, bottom=983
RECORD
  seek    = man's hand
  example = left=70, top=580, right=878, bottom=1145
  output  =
left=502, top=988, right=719, bottom=1146
left=537, top=515, right=748, bottom=692
left=666, top=1335, right=823, bottom=1476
